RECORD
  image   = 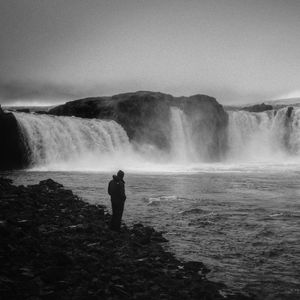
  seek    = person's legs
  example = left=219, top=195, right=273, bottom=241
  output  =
left=117, top=201, right=124, bottom=230
left=110, top=200, right=124, bottom=232
left=110, top=201, right=118, bottom=231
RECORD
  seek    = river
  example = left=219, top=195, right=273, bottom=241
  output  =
left=2, top=166, right=300, bottom=299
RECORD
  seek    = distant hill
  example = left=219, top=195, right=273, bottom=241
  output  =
left=2, top=105, right=55, bottom=113
left=225, top=97, right=300, bottom=111
left=264, top=97, right=300, bottom=106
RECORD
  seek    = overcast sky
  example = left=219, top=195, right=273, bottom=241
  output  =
left=0, top=0, right=300, bottom=106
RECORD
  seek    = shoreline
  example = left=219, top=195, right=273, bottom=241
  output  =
left=0, top=177, right=254, bottom=299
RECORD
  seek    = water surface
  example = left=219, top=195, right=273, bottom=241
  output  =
left=3, top=169, right=300, bottom=299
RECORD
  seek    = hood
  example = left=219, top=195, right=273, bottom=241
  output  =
left=113, top=175, right=125, bottom=183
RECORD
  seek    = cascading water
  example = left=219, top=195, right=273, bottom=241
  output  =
left=12, top=106, right=300, bottom=172
left=168, top=105, right=300, bottom=165
left=169, top=107, right=197, bottom=162
left=14, top=113, right=133, bottom=171
left=227, top=107, right=300, bottom=162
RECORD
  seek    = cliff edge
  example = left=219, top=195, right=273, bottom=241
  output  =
left=49, top=91, right=228, bottom=160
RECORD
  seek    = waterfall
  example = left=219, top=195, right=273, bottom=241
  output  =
left=170, top=107, right=197, bottom=162
left=12, top=106, right=300, bottom=172
left=14, top=113, right=132, bottom=170
left=227, top=107, right=300, bottom=162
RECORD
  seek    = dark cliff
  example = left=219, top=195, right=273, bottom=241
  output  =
left=241, top=103, right=273, bottom=113
left=0, top=106, right=30, bottom=170
left=49, top=91, right=228, bottom=160
left=177, top=94, right=228, bottom=160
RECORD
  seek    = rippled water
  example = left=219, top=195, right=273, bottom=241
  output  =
left=2, top=169, right=300, bottom=299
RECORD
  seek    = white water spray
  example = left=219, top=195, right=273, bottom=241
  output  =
left=170, top=107, right=197, bottom=162
left=14, top=113, right=133, bottom=170
left=227, top=107, right=300, bottom=162
left=13, top=106, right=300, bottom=172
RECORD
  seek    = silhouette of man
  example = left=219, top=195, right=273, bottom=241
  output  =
left=108, top=170, right=126, bottom=232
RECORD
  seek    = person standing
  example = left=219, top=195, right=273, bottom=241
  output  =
left=108, top=170, right=126, bottom=232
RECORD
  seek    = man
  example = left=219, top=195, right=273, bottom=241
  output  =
left=108, top=170, right=126, bottom=232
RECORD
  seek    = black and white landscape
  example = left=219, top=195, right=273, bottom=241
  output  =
left=1, top=1, right=300, bottom=299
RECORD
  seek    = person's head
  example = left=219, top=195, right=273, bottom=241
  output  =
left=117, top=170, right=124, bottom=179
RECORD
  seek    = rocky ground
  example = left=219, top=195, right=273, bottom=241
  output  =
left=0, top=177, right=255, bottom=300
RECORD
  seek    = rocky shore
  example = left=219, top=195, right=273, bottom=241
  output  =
left=0, top=178, right=254, bottom=300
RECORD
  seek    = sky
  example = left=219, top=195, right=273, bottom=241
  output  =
left=0, top=0, right=300, bottom=106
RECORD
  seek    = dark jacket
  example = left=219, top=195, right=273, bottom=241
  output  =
left=108, top=175, right=126, bottom=202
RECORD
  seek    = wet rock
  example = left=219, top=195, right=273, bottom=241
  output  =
left=286, top=106, right=293, bottom=118
left=183, top=261, right=210, bottom=274
left=39, top=179, right=63, bottom=190
left=40, top=266, right=67, bottom=283
left=0, top=220, right=10, bottom=237
left=0, top=109, right=30, bottom=170
left=51, top=251, right=73, bottom=267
